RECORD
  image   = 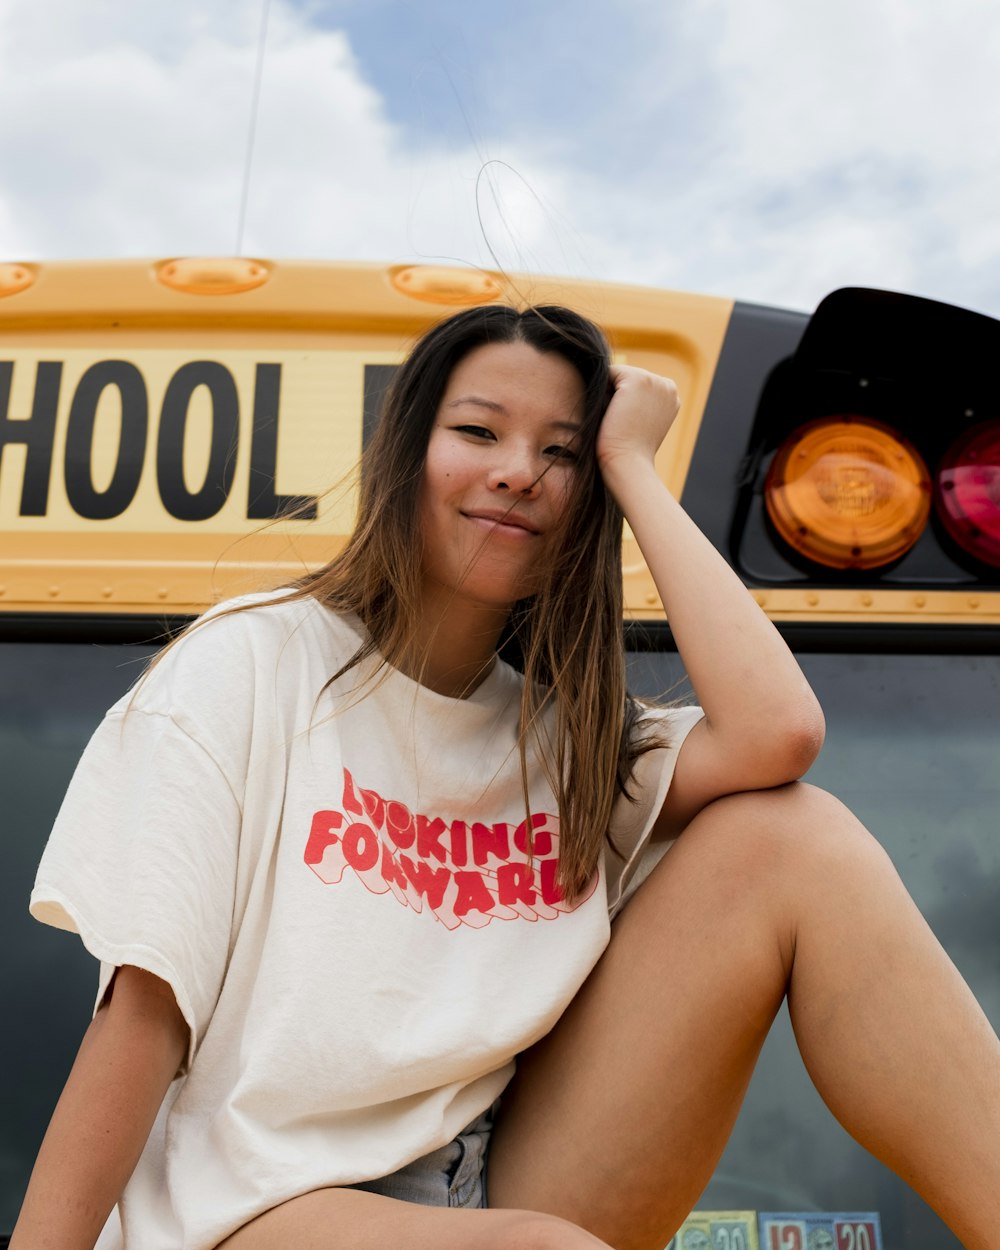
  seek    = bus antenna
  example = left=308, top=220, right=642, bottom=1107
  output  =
left=236, top=0, right=271, bottom=256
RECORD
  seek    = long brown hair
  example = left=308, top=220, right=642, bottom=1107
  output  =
left=153, top=304, right=664, bottom=896
left=287, top=303, right=660, bottom=895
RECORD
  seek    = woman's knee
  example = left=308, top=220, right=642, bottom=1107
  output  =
left=732, top=790, right=902, bottom=940
left=696, top=782, right=884, bottom=865
left=637, top=783, right=894, bottom=920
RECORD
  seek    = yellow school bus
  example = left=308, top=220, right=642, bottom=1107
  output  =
left=2, top=258, right=998, bottom=1250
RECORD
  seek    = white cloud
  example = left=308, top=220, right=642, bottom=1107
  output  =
left=0, top=0, right=998, bottom=317
left=0, top=2, right=265, bottom=256
left=0, top=0, right=573, bottom=276
left=555, top=0, right=1000, bottom=313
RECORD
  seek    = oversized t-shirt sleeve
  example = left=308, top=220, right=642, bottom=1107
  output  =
left=604, top=703, right=704, bottom=919
left=30, top=640, right=248, bottom=1071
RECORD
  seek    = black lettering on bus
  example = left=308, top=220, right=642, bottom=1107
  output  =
left=65, top=361, right=148, bottom=521
left=0, top=360, right=62, bottom=516
left=247, top=363, right=317, bottom=520
left=157, top=362, right=239, bottom=521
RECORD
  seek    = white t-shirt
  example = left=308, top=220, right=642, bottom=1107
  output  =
left=30, top=592, right=703, bottom=1250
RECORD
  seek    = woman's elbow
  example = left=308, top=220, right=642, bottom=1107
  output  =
left=778, top=699, right=826, bottom=780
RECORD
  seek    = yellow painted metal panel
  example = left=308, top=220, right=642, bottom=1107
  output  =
left=0, top=259, right=733, bottom=617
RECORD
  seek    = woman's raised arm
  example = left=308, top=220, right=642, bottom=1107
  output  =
left=10, top=965, right=189, bottom=1250
left=597, top=365, right=826, bottom=837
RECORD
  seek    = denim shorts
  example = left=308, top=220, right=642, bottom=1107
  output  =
left=346, top=1103, right=495, bottom=1209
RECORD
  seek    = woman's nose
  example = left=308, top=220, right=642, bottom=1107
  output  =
left=488, top=450, right=541, bottom=496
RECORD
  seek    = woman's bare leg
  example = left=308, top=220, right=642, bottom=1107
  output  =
left=218, top=1187, right=612, bottom=1250
left=488, top=783, right=1000, bottom=1250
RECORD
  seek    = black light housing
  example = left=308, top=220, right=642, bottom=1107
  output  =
left=734, top=287, right=1000, bottom=588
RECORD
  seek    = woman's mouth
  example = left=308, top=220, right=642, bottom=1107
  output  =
left=462, top=510, right=540, bottom=538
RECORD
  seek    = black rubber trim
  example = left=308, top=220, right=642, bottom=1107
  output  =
left=0, top=613, right=191, bottom=645
left=624, top=619, right=1000, bottom=655
left=5, top=611, right=998, bottom=655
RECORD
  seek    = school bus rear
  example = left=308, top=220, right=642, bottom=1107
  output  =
left=1, top=260, right=997, bottom=1250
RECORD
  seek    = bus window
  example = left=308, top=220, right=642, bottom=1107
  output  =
left=706, top=651, right=998, bottom=1248
left=0, top=640, right=158, bottom=1228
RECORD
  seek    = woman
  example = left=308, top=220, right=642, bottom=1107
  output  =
left=13, top=305, right=1000, bottom=1250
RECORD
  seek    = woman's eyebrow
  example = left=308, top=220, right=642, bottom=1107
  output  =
left=446, top=395, right=507, bottom=413
left=447, top=395, right=582, bottom=432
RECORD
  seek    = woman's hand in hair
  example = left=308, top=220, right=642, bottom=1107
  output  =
left=595, top=365, right=681, bottom=484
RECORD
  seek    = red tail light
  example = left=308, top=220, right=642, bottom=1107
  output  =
left=935, top=422, right=1000, bottom=568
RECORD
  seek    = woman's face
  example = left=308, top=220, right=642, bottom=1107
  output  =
left=419, top=339, right=586, bottom=611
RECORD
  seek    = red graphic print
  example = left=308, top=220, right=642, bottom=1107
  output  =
left=303, top=768, right=597, bottom=929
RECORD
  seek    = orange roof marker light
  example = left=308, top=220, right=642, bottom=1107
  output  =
left=765, top=416, right=932, bottom=570
left=155, top=257, right=271, bottom=295
left=390, top=265, right=505, bottom=306
left=0, top=262, right=36, bottom=297
left=935, top=421, right=1000, bottom=569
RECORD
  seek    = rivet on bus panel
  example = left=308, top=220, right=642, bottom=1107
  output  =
left=0, top=262, right=36, bottom=297
left=155, top=258, right=270, bottom=295
left=645, top=593, right=659, bottom=606
left=157, top=588, right=169, bottom=599
left=968, top=597, right=981, bottom=609
left=390, top=265, right=504, bottom=306
left=861, top=592, right=874, bottom=607
left=48, top=586, right=59, bottom=598
left=101, top=587, right=113, bottom=599
left=806, top=592, right=819, bottom=606
left=914, top=595, right=926, bottom=608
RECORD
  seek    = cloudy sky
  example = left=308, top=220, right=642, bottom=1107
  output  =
left=1, top=0, right=999, bottom=315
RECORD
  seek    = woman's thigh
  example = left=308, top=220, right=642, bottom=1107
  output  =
left=217, top=1188, right=612, bottom=1250
left=217, top=1105, right=612, bottom=1249
left=487, top=784, right=866, bottom=1250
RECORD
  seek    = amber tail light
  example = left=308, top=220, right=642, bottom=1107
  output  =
left=764, top=416, right=932, bottom=570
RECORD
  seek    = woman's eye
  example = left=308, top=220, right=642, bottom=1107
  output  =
left=546, top=445, right=578, bottom=462
left=456, top=425, right=495, bottom=440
